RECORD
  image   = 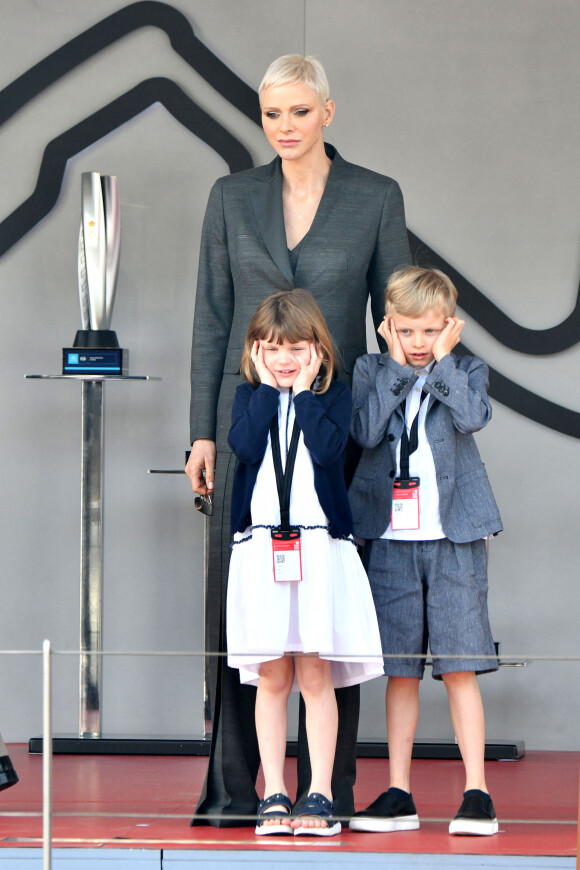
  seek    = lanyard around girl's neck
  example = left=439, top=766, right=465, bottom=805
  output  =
left=269, top=395, right=301, bottom=532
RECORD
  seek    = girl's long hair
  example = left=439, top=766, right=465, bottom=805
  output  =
left=240, top=289, right=336, bottom=393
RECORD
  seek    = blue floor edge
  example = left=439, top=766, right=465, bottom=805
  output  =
left=0, top=848, right=575, bottom=869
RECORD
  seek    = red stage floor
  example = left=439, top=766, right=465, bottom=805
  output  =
left=0, top=745, right=577, bottom=860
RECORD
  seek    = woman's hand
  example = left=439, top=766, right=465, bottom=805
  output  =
left=433, top=315, right=464, bottom=361
left=185, top=439, right=216, bottom=494
left=378, top=316, right=407, bottom=366
left=251, top=340, right=278, bottom=388
left=293, top=343, right=323, bottom=394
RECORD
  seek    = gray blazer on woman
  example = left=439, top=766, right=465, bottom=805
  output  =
left=190, top=144, right=411, bottom=449
left=349, top=351, right=503, bottom=543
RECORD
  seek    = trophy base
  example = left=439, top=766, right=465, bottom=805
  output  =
left=73, top=329, right=119, bottom=348
left=63, top=346, right=128, bottom=376
left=64, top=330, right=127, bottom=375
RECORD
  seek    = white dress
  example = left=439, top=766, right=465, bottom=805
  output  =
left=226, top=389, right=384, bottom=689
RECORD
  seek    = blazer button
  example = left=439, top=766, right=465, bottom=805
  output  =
left=389, top=470, right=395, bottom=478
left=443, top=389, right=449, bottom=397
left=434, top=381, right=441, bottom=388
left=388, top=434, right=395, bottom=442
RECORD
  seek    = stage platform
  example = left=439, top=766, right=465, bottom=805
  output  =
left=0, top=744, right=577, bottom=868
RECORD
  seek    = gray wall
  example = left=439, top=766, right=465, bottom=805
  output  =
left=0, top=0, right=578, bottom=750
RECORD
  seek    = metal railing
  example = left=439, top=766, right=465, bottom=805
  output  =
left=2, top=643, right=580, bottom=863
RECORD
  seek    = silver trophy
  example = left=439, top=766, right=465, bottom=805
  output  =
left=75, top=171, right=121, bottom=349
left=70, top=173, right=124, bottom=736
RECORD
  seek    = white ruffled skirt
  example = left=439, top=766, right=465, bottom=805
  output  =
left=226, top=392, right=384, bottom=689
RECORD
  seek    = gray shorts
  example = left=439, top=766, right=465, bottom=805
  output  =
left=364, top=538, right=498, bottom=679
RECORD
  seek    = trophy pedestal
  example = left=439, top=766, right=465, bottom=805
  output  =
left=25, top=372, right=157, bottom=744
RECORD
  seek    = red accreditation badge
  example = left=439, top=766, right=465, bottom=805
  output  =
left=391, top=477, right=420, bottom=530
left=271, top=527, right=302, bottom=582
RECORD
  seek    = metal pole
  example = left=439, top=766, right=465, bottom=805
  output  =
left=79, top=380, right=104, bottom=737
left=42, top=640, right=52, bottom=870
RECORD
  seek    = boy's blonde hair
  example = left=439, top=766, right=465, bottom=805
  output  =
left=240, top=289, right=336, bottom=393
left=259, top=54, right=330, bottom=107
left=385, top=267, right=458, bottom=318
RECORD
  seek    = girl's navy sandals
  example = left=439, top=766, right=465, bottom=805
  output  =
left=293, top=792, right=342, bottom=837
left=255, top=793, right=293, bottom=836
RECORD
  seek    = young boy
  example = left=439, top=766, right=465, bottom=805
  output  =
left=348, top=266, right=502, bottom=836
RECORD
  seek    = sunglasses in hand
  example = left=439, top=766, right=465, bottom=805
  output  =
left=194, top=491, right=213, bottom=516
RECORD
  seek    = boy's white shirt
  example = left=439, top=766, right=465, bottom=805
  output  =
left=382, top=361, right=446, bottom=541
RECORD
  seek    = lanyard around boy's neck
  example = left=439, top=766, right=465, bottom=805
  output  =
left=399, top=389, right=429, bottom=481
left=269, top=395, right=301, bottom=532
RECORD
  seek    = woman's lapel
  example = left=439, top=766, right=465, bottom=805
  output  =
left=249, top=159, right=294, bottom=286
left=247, top=146, right=345, bottom=285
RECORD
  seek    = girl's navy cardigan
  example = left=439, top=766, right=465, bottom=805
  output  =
left=227, top=380, right=354, bottom=538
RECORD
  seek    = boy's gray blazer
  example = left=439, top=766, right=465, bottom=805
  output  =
left=349, top=352, right=503, bottom=543
left=189, top=145, right=410, bottom=448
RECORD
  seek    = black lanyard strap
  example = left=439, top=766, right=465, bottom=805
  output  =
left=399, top=390, right=428, bottom=481
left=270, top=416, right=301, bottom=531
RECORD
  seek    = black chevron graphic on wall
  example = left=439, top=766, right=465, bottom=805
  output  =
left=0, top=0, right=578, bottom=438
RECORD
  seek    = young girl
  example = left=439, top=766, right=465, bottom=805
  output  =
left=226, top=289, right=383, bottom=837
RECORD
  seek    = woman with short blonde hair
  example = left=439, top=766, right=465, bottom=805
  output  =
left=188, top=52, right=411, bottom=828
